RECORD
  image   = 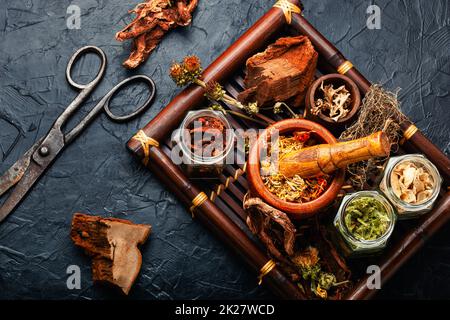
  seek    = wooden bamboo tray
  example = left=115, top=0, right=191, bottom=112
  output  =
left=127, top=0, right=450, bottom=299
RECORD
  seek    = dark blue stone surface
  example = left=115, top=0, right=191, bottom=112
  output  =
left=0, top=0, right=449, bottom=299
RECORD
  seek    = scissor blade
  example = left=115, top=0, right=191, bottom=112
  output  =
left=0, top=161, right=47, bottom=223
left=0, top=139, right=42, bottom=198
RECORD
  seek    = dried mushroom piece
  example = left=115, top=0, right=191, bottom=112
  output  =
left=390, top=160, right=435, bottom=205
left=312, top=82, right=351, bottom=122
left=71, top=213, right=151, bottom=295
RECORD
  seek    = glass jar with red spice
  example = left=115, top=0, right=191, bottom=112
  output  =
left=173, top=109, right=235, bottom=178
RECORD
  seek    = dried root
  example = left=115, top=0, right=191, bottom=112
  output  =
left=339, top=85, right=406, bottom=189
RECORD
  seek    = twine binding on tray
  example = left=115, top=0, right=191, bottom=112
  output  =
left=337, top=60, right=354, bottom=75
left=273, top=0, right=302, bottom=24
left=403, top=124, right=418, bottom=141
left=132, top=130, right=160, bottom=166
left=190, top=192, right=208, bottom=218
left=258, top=259, right=277, bottom=285
left=400, top=124, right=418, bottom=146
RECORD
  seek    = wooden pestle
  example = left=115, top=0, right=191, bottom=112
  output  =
left=278, top=131, right=390, bottom=178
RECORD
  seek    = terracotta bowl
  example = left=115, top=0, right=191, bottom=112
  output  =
left=247, top=118, right=345, bottom=220
left=304, top=73, right=361, bottom=129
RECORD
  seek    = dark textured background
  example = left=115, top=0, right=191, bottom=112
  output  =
left=0, top=0, right=449, bottom=299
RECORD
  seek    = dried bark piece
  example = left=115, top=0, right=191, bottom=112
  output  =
left=116, top=0, right=198, bottom=69
left=71, top=213, right=151, bottom=295
left=238, top=36, right=318, bottom=108
left=243, top=195, right=296, bottom=262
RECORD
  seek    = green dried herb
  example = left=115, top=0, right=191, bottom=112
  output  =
left=318, top=272, right=336, bottom=290
left=205, top=81, right=226, bottom=101
left=301, top=263, right=321, bottom=281
left=344, top=196, right=391, bottom=241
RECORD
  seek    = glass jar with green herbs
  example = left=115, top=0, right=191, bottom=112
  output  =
left=333, top=191, right=396, bottom=257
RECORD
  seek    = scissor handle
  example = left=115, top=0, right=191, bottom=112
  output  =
left=64, top=74, right=156, bottom=143
left=102, top=75, right=156, bottom=122
left=65, top=45, right=107, bottom=90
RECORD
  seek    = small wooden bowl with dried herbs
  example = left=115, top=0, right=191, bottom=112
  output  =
left=304, top=74, right=361, bottom=129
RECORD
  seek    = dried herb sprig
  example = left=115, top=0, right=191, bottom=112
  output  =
left=291, top=247, right=348, bottom=299
left=169, top=55, right=259, bottom=115
left=260, top=102, right=301, bottom=118
left=209, top=104, right=268, bottom=126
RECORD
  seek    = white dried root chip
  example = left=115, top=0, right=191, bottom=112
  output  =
left=391, top=172, right=402, bottom=198
left=401, top=165, right=416, bottom=188
left=390, top=160, right=435, bottom=205
left=417, top=190, right=433, bottom=203
left=413, top=175, right=425, bottom=193
left=393, top=163, right=407, bottom=174
left=400, top=189, right=416, bottom=203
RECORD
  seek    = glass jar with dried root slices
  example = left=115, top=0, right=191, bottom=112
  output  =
left=379, top=154, right=442, bottom=219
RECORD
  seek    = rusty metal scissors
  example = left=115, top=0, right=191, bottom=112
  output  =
left=0, top=45, right=156, bottom=222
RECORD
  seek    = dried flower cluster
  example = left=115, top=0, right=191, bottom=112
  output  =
left=391, top=161, right=434, bottom=204
left=344, top=196, right=391, bottom=241
left=169, top=55, right=203, bottom=86
left=291, top=247, right=341, bottom=299
left=312, top=82, right=351, bottom=122
left=169, top=56, right=259, bottom=115
left=205, top=81, right=226, bottom=101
